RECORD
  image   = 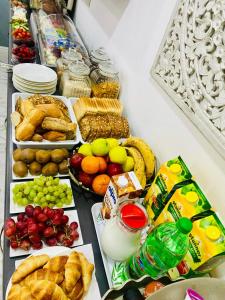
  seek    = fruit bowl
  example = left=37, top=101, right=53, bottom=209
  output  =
left=12, top=45, right=36, bottom=63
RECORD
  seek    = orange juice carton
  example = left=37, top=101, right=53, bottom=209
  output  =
left=102, top=171, right=143, bottom=219
left=168, top=213, right=225, bottom=280
left=144, top=156, right=192, bottom=220
left=154, top=180, right=213, bottom=225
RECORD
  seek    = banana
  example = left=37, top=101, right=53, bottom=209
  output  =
left=123, top=137, right=155, bottom=179
left=125, top=147, right=146, bottom=188
left=141, top=174, right=147, bottom=189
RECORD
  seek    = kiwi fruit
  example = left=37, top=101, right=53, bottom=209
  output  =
left=13, top=161, right=28, bottom=177
left=61, top=148, right=69, bottom=159
left=58, top=160, right=69, bottom=174
left=29, top=161, right=42, bottom=176
left=13, top=148, right=23, bottom=161
left=36, top=150, right=51, bottom=164
left=42, top=162, right=58, bottom=176
left=20, top=149, right=36, bottom=163
left=51, top=149, right=65, bottom=163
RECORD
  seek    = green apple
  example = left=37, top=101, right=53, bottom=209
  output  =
left=91, top=138, right=109, bottom=156
left=78, top=144, right=92, bottom=156
left=122, top=156, right=134, bottom=172
left=106, top=138, right=119, bottom=150
left=109, top=146, right=127, bottom=164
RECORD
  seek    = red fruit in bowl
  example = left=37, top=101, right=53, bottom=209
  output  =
left=107, top=163, right=123, bottom=177
left=70, top=153, right=84, bottom=170
left=20, top=239, right=31, bottom=250
left=46, top=237, right=57, bottom=246
left=78, top=171, right=94, bottom=188
left=25, top=205, right=34, bottom=217
left=32, top=241, right=43, bottom=250
left=56, top=231, right=66, bottom=243
left=62, top=238, right=73, bottom=247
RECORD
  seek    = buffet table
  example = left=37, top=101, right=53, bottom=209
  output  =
left=2, top=56, right=109, bottom=299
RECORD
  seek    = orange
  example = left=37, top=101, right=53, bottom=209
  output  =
left=81, top=156, right=100, bottom=174
left=97, top=157, right=107, bottom=173
left=92, top=174, right=110, bottom=196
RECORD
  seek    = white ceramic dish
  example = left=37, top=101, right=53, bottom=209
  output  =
left=13, top=74, right=57, bottom=86
left=12, top=93, right=82, bottom=149
left=10, top=178, right=75, bottom=213
left=6, top=244, right=101, bottom=300
left=13, top=76, right=57, bottom=90
left=9, top=209, right=83, bottom=257
left=13, top=63, right=57, bottom=83
left=13, top=80, right=56, bottom=95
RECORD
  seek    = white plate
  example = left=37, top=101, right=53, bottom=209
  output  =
left=13, top=80, right=56, bottom=95
left=13, top=63, right=57, bottom=83
left=9, top=209, right=83, bottom=257
left=12, top=156, right=69, bottom=180
left=13, top=76, right=57, bottom=89
left=10, top=178, right=75, bottom=213
left=91, top=202, right=114, bottom=287
left=6, top=244, right=101, bottom=300
left=12, top=93, right=82, bottom=149
left=13, top=74, right=57, bottom=86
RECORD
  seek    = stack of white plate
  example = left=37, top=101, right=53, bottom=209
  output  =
left=13, top=63, right=57, bottom=94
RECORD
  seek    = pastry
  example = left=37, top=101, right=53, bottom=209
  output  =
left=29, top=280, right=68, bottom=300
left=12, top=254, right=49, bottom=284
left=43, top=131, right=67, bottom=141
left=62, top=278, right=84, bottom=300
left=42, top=117, right=76, bottom=134
left=43, top=256, right=68, bottom=273
left=11, top=111, right=22, bottom=127
left=20, top=269, right=64, bottom=287
left=36, top=104, right=70, bottom=121
left=7, top=284, right=36, bottom=300
left=64, top=251, right=81, bottom=292
left=16, top=98, right=35, bottom=116
left=31, top=133, right=43, bottom=142
left=78, top=252, right=94, bottom=293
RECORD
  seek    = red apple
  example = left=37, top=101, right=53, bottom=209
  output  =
left=78, top=171, right=94, bottom=188
left=107, top=163, right=123, bottom=177
left=70, top=153, right=84, bottom=170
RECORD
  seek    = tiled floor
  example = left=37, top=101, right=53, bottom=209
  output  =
left=0, top=46, right=8, bottom=299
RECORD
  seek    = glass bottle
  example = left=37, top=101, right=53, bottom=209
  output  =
left=90, top=63, right=120, bottom=98
left=101, top=201, right=148, bottom=261
left=60, top=61, right=91, bottom=98
left=89, top=47, right=110, bottom=71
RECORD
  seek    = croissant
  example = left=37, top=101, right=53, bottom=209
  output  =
left=29, top=280, right=68, bottom=300
left=64, top=251, right=82, bottom=292
left=12, top=254, right=49, bottom=284
left=20, top=269, right=64, bottom=287
left=42, top=117, right=77, bottom=134
left=78, top=252, right=94, bottom=293
left=67, top=278, right=84, bottom=300
left=36, top=104, right=71, bottom=122
left=43, top=256, right=68, bottom=273
left=7, top=284, right=36, bottom=300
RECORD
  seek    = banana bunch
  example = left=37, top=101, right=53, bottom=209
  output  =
left=123, top=137, right=155, bottom=188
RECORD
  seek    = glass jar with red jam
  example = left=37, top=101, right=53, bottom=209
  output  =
left=101, top=201, right=148, bottom=261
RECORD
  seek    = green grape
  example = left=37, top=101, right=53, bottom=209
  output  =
left=13, top=186, right=20, bottom=194
left=40, top=197, right=46, bottom=203
left=64, top=198, right=71, bottom=205
left=37, top=186, right=42, bottom=192
left=46, top=181, right=52, bottom=187
left=33, top=185, right=38, bottom=191
left=43, top=187, right=48, bottom=194
left=16, top=191, right=23, bottom=199
left=40, top=202, right=47, bottom=208
left=46, top=195, right=51, bottom=201
left=48, top=203, right=54, bottom=208
left=24, top=187, right=31, bottom=195
left=48, top=186, right=54, bottom=193
left=50, top=196, right=56, bottom=202
left=29, top=190, right=36, bottom=199
left=22, top=198, right=28, bottom=206
left=59, top=193, right=65, bottom=199
left=56, top=202, right=63, bottom=208
left=33, top=197, right=39, bottom=203
left=17, top=198, right=23, bottom=206
left=54, top=191, right=59, bottom=197
left=54, top=178, right=60, bottom=185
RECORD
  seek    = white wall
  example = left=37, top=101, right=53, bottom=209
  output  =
left=75, top=1, right=225, bottom=275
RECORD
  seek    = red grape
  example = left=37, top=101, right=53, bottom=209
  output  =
left=25, top=205, right=34, bottom=217
left=5, top=227, right=16, bottom=237
left=46, top=237, right=57, bottom=246
left=27, top=217, right=36, bottom=225
left=56, top=231, right=66, bottom=243
left=16, top=221, right=26, bottom=231
left=33, top=206, right=42, bottom=219
left=52, top=214, right=62, bottom=225
left=20, top=239, right=31, bottom=250
left=62, top=238, right=73, bottom=247
left=32, top=241, right=43, bottom=250
left=46, top=209, right=55, bottom=219
left=37, top=213, right=48, bottom=223
left=56, top=209, right=64, bottom=216
left=43, top=226, right=55, bottom=238
left=17, top=213, right=25, bottom=222
left=10, top=240, right=19, bottom=249
left=5, top=218, right=15, bottom=228
left=28, top=223, right=39, bottom=235
left=70, top=230, right=79, bottom=241
left=70, top=221, right=78, bottom=230
left=61, top=215, right=69, bottom=225
left=37, top=222, right=46, bottom=233
left=29, top=234, right=41, bottom=243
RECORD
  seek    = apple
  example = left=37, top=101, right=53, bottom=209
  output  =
left=70, top=153, right=84, bottom=170
left=107, top=163, right=123, bottom=177
left=78, top=171, right=94, bottom=187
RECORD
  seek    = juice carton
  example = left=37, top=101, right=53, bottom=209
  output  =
left=168, top=213, right=225, bottom=280
left=102, top=171, right=143, bottom=219
left=144, top=156, right=192, bottom=220
left=154, top=180, right=213, bottom=226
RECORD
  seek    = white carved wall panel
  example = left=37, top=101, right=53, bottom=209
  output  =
left=152, top=0, right=225, bottom=159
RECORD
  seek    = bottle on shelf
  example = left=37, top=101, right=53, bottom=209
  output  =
left=89, top=47, right=111, bottom=71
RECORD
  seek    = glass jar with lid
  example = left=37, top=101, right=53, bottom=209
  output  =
left=90, top=63, right=120, bottom=98
left=89, top=47, right=111, bottom=70
left=59, top=61, right=91, bottom=98
left=101, top=201, right=148, bottom=261
left=56, top=48, right=83, bottom=80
